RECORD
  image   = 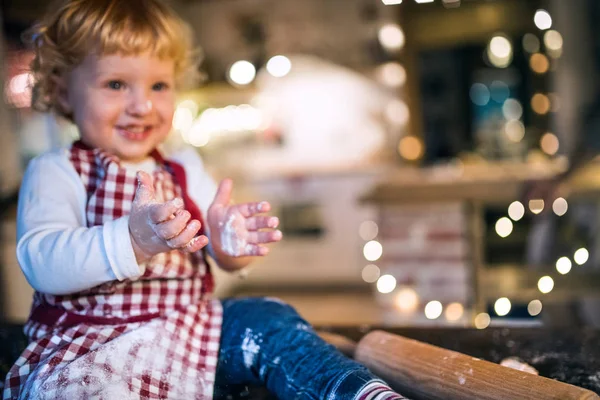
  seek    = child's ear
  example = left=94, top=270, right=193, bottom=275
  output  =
left=52, top=73, right=72, bottom=115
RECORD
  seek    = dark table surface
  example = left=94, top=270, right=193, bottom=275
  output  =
left=1, top=323, right=599, bottom=398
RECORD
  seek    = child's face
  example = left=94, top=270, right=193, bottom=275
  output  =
left=61, top=52, right=176, bottom=162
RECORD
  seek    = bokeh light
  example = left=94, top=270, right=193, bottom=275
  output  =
left=424, top=301, right=443, bottom=320
left=385, top=99, right=410, bottom=127
left=556, top=257, right=572, bottom=275
left=529, top=199, right=545, bottom=214
left=538, top=276, right=554, bottom=294
left=229, top=60, right=256, bottom=86
left=362, top=264, right=381, bottom=283
left=503, top=99, right=523, bottom=120
left=470, top=83, right=490, bottom=106
left=177, top=99, right=199, bottom=116
left=508, top=201, right=525, bottom=221
left=266, top=55, right=292, bottom=78
left=489, top=36, right=512, bottom=58
left=530, top=53, right=549, bottom=74
left=494, top=297, right=511, bottom=316
left=378, top=23, right=405, bottom=52
left=487, top=36, right=513, bottom=68
left=505, top=121, right=525, bottom=143
left=474, top=313, right=491, bottom=329
left=376, top=274, right=397, bottom=294
left=574, top=248, right=589, bottom=265
left=359, top=221, right=379, bottom=241
left=523, top=33, right=541, bottom=53
left=445, top=302, right=464, bottom=322
left=363, top=240, right=383, bottom=261
left=544, top=30, right=563, bottom=51
left=531, top=93, right=551, bottom=115
left=552, top=197, right=568, bottom=216
left=172, top=107, right=194, bottom=133
left=398, top=136, right=424, bottom=161
left=376, top=62, right=407, bottom=88
left=528, top=300, right=543, bottom=316
left=495, top=217, right=513, bottom=238
left=540, top=133, right=559, bottom=155
left=534, top=9, right=552, bottom=30
left=394, top=287, right=419, bottom=313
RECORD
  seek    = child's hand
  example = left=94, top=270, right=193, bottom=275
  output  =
left=129, top=172, right=208, bottom=263
left=208, top=179, right=282, bottom=258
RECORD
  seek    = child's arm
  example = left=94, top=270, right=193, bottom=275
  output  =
left=16, top=152, right=206, bottom=295
left=17, top=153, right=142, bottom=295
left=206, top=179, right=282, bottom=272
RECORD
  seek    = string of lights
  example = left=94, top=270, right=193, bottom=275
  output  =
left=361, top=4, right=572, bottom=329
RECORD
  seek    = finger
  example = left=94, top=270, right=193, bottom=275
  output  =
left=245, top=216, right=279, bottom=231
left=148, top=198, right=184, bottom=223
left=154, top=180, right=164, bottom=202
left=242, top=243, right=270, bottom=257
left=153, top=209, right=191, bottom=239
left=246, top=230, right=283, bottom=244
left=133, top=171, right=156, bottom=205
left=183, top=235, right=209, bottom=253
left=166, top=219, right=201, bottom=248
left=212, top=179, right=233, bottom=207
left=237, top=201, right=271, bottom=218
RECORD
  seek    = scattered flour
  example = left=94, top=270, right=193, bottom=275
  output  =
left=241, top=328, right=261, bottom=369
left=500, top=357, right=539, bottom=375
left=221, top=213, right=252, bottom=256
left=454, top=372, right=467, bottom=385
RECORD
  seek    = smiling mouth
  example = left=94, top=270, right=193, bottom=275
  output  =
left=116, top=126, right=152, bottom=141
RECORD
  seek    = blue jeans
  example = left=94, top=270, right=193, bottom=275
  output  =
left=213, top=297, right=385, bottom=400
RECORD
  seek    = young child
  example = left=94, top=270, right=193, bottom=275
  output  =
left=3, top=1, right=408, bottom=399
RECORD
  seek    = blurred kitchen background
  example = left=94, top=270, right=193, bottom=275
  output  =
left=2, top=0, right=600, bottom=330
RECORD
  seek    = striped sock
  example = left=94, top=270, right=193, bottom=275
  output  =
left=354, top=380, right=409, bottom=400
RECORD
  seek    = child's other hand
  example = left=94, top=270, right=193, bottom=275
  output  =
left=129, top=171, right=208, bottom=263
left=208, top=179, right=282, bottom=258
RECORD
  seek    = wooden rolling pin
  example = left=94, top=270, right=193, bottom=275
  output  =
left=353, top=330, right=600, bottom=400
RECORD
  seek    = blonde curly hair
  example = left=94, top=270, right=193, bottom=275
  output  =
left=25, top=0, right=200, bottom=119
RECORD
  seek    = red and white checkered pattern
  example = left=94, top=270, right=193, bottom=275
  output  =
left=3, top=143, right=222, bottom=399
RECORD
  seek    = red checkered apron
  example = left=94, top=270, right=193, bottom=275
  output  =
left=3, top=142, right=222, bottom=400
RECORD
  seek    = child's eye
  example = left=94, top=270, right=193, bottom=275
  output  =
left=152, top=82, right=169, bottom=91
left=107, top=80, right=124, bottom=90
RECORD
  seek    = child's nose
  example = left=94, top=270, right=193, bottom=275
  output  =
left=127, top=91, right=153, bottom=116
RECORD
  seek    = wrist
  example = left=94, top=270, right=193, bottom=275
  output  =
left=213, top=245, right=252, bottom=271
left=128, top=231, right=153, bottom=264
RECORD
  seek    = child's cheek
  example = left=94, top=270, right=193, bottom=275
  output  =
left=155, top=95, right=176, bottom=120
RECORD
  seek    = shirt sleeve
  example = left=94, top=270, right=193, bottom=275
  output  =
left=16, top=151, right=142, bottom=295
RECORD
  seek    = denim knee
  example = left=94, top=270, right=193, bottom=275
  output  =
left=221, top=297, right=310, bottom=332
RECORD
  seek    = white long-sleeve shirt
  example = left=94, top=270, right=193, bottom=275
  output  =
left=16, top=146, right=217, bottom=295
